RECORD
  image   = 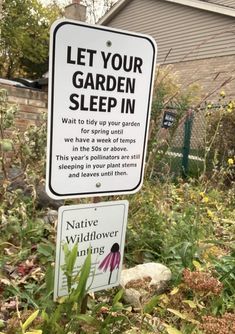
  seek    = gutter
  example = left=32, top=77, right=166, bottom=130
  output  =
left=164, top=0, right=235, bottom=17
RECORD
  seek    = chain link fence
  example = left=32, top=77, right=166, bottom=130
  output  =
left=151, top=108, right=207, bottom=179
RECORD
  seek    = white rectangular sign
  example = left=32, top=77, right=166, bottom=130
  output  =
left=46, top=19, right=157, bottom=199
left=54, top=201, right=128, bottom=300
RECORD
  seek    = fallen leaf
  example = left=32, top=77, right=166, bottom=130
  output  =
left=0, top=299, right=16, bottom=312
left=165, top=325, right=183, bottom=334
left=17, top=259, right=35, bottom=276
left=0, top=278, right=11, bottom=286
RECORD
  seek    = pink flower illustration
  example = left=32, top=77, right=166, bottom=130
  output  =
left=98, top=243, right=121, bottom=284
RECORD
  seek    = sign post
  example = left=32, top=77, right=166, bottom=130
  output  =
left=46, top=19, right=157, bottom=300
left=46, top=19, right=156, bottom=199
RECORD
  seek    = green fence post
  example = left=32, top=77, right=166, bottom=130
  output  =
left=182, top=110, right=193, bottom=178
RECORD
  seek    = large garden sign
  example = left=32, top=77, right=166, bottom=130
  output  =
left=46, top=19, right=157, bottom=199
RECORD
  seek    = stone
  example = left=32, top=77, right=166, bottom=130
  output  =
left=36, top=184, right=63, bottom=210
left=120, top=263, right=171, bottom=307
left=123, top=288, right=142, bottom=308
left=6, top=170, right=63, bottom=210
left=43, top=209, right=58, bottom=225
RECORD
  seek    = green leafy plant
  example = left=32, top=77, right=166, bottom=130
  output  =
left=0, top=89, right=18, bottom=179
left=41, top=243, right=91, bottom=333
left=17, top=309, right=42, bottom=334
left=41, top=244, right=129, bottom=334
left=0, top=0, right=62, bottom=78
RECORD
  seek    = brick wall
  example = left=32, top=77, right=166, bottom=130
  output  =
left=1, top=84, right=48, bottom=132
left=160, top=55, right=235, bottom=150
left=161, top=54, right=235, bottom=102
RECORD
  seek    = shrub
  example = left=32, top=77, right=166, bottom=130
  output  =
left=204, top=96, right=235, bottom=183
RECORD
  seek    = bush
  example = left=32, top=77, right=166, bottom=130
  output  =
left=146, top=66, right=201, bottom=180
left=204, top=95, right=235, bottom=183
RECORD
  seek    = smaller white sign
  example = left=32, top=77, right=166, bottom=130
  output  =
left=54, top=200, right=128, bottom=300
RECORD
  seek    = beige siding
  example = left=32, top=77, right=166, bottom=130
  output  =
left=105, top=0, right=235, bottom=64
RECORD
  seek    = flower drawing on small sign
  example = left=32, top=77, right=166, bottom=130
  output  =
left=98, top=243, right=121, bottom=284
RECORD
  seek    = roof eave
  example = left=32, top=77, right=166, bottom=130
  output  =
left=98, top=0, right=132, bottom=24
left=98, top=0, right=235, bottom=25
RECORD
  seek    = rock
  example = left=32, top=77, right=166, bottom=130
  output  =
left=43, top=209, right=58, bottom=225
left=7, top=172, right=63, bottom=210
left=120, top=263, right=171, bottom=307
left=36, top=184, right=63, bottom=210
left=123, top=288, right=142, bottom=308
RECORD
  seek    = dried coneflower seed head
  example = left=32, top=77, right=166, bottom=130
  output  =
left=200, top=313, right=235, bottom=334
left=111, top=243, right=119, bottom=253
left=183, top=268, right=223, bottom=295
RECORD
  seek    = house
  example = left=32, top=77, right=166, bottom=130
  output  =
left=99, top=0, right=235, bottom=101
left=98, top=0, right=235, bottom=173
